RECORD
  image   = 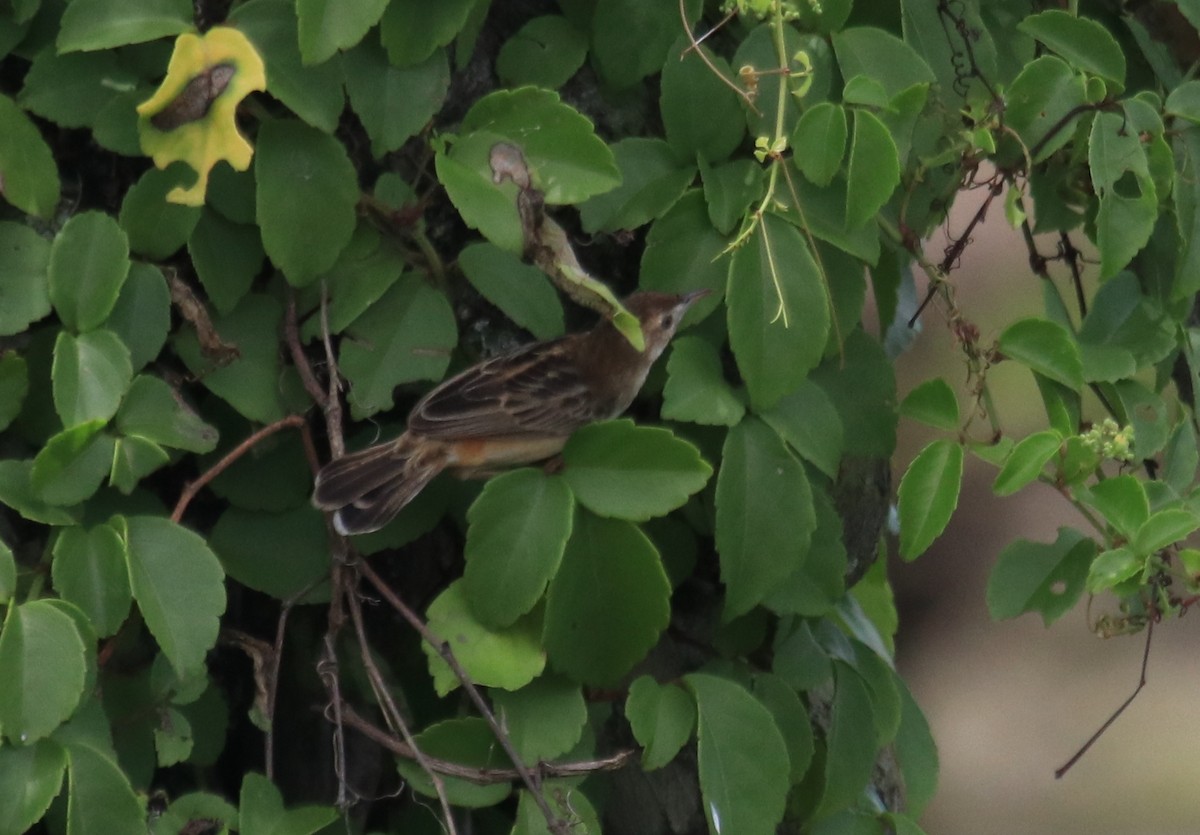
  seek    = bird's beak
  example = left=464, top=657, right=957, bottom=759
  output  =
left=679, top=288, right=713, bottom=306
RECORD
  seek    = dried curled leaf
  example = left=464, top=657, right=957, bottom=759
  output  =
left=489, top=141, right=643, bottom=349
left=137, top=28, right=266, bottom=207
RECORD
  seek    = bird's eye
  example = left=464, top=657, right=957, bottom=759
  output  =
left=659, top=314, right=675, bottom=330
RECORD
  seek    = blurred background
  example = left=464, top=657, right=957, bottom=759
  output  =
left=891, top=188, right=1200, bottom=834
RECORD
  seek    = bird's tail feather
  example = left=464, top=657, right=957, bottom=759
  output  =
left=312, top=436, right=445, bottom=535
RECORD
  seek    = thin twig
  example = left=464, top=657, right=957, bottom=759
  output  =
left=1055, top=616, right=1154, bottom=778
left=171, top=415, right=307, bottom=523
left=355, top=560, right=568, bottom=833
left=317, top=633, right=352, bottom=809
left=338, top=702, right=636, bottom=783
left=345, top=584, right=459, bottom=835
left=678, top=0, right=759, bottom=113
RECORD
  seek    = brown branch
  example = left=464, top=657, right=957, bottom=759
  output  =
left=338, top=702, right=635, bottom=783
left=354, top=559, right=568, bottom=833
left=171, top=415, right=307, bottom=523
left=285, top=292, right=328, bottom=406
left=677, top=0, right=758, bottom=113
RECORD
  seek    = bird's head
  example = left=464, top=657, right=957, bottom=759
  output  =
left=623, top=288, right=712, bottom=362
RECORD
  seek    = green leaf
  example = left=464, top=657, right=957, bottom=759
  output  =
left=296, top=0, right=387, bottom=65
left=1095, top=179, right=1157, bottom=280
left=424, top=581, right=546, bottom=696
left=343, top=39, right=449, bottom=157
left=0, top=94, right=59, bottom=219
left=686, top=673, right=789, bottom=835
left=1083, top=474, right=1149, bottom=538
left=239, top=772, right=337, bottom=835
left=380, top=0, right=474, bottom=67
left=845, top=109, right=900, bottom=229
left=1166, top=81, right=1200, bottom=124
left=0, top=600, right=86, bottom=743
left=51, top=329, right=133, bottom=428
left=759, top=379, right=844, bottom=478
left=662, top=336, right=746, bottom=426
left=997, top=318, right=1083, bottom=390
left=0, top=460, right=78, bottom=526
left=1005, top=56, right=1088, bottom=162
left=578, top=138, right=694, bottom=233
left=897, top=439, right=963, bottom=560
left=818, top=663, right=878, bottom=817
left=0, top=739, right=66, bottom=835
left=592, top=0, right=699, bottom=89
left=763, top=487, right=846, bottom=617
left=899, top=378, right=959, bottom=431
left=0, top=540, right=13, bottom=604
left=832, top=27, right=936, bottom=98
left=63, top=741, right=143, bottom=835
left=1086, top=546, right=1142, bottom=594
left=511, top=782, right=600, bottom=835
left=701, top=158, right=765, bottom=234
left=640, top=190, right=730, bottom=323
left=544, top=511, right=670, bottom=686
left=120, top=515, right=226, bottom=675
left=47, top=211, right=130, bottom=333
left=992, top=430, right=1062, bottom=497
left=727, top=213, right=830, bottom=408
left=210, top=505, right=330, bottom=603
left=395, top=718, right=512, bottom=808
left=986, top=528, right=1096, bottom=624
left=1018, top=10, right=1125, bottom=86
left=0, top=222, right=51, bottom=336
left=188, top=210, right=264, bottom=315
left=716, top=417, right=816, bottom=619
left=57, top=0, right=190, bottom=52
left=435, top=136, right=524, bottom=253
left=116, top=374, right=219, bottom=453
left=117, top=164, right=202, bottom=259
left=893, top=678, right=939, bottom=817
left=496, top=15, right=588, bottom=89
left=30, top=421, right=114, bottom=506
left=339, top=278, right=457, bottom=418
left=791, top=102, right=847, bottom=187
left=458, top=87, right=620, bottom=204
left=153, top=705, right=192, bottom=767
left=562, top=420, right=712, bottom=521
left=1089, top=111, right=1149, bottom=194
left=457, top=242, right=564, bottom=340
left=51, top=524, right=132, bottom=638
left=103, top=262, right=171, bottom=373
left=18, top=49, right=130, bottom=129
left=1114, top=379, right=1169, bottom=459
left=660, top=37, right=744, bottom=164
left=110, top=435, right=171, bottom=495
left=231, top=0, right=345, bottom=133
left=1077, top=273, right=1174, bottom=378
left=751, top=672, right=814, bottom=783
left=255, top=119, right=358, bottom=286
left=463, top=470, right=573, bottom=628
left=173, top=293, right=286, bottom=424
left=489, top=674, right=586, bottom=763
left=1133, top=509, right=1200, bottom=555
left=626, top=675, right=697, bottom=770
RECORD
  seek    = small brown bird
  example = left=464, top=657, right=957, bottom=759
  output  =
left=313, top=289, right=710, bottom=534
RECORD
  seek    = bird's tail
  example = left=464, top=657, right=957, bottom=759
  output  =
left=312, top=435, right=446, bottom=535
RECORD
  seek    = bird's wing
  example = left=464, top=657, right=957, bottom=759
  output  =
left=407, top=338, right=604, bottom=439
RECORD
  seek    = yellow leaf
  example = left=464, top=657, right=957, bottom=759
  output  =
left=137, top=28, right=266, bottom=207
